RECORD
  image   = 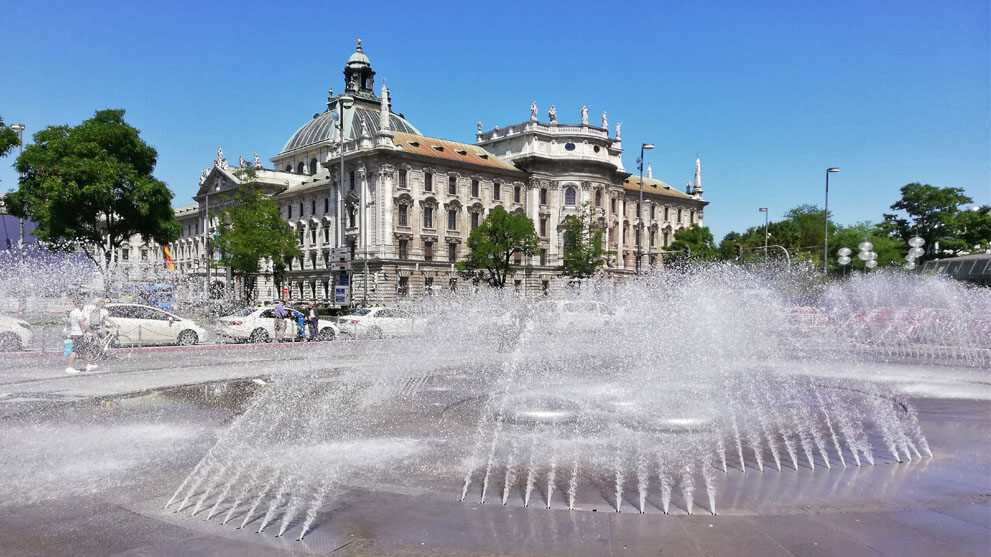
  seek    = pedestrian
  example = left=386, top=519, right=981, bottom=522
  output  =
left=291, top=308, right=308, bottom=341
left=66, top=298, right=97, bottom=374
left=273, top=299, right=288, bottom=342
left=307, top=301, right=318, bottom=341
left=89, top=298, right=118, bottom=341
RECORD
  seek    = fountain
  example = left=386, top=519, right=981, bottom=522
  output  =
left=160, top=265, right=985, bottom=542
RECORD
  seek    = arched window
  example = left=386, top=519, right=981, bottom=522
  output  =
left=309, top=158, right=318, bottom=175
left=285, top=164, right=293, bottom=172
left=297, top=162, right=305, bottom=174
left=594, top=190, right=602, bottom=207
left=564, top=187, right=576, bottom=206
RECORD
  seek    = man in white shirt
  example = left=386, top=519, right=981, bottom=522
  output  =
left=66, top=298, right=97, bottom=374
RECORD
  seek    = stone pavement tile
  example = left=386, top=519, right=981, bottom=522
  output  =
left=750, top=513, right=881, bottom=557
left=680, top=515, right=793, bottom=557
left=932, top=502, right=991, bottom=530
left=819, top=511, right=978, bottom=557
left=608, top=513, right=703, bottom=556
left=887, top=508, right=991, bottom=556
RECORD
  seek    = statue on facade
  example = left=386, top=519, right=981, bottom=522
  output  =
left=254, top=152, right=262, bottom=169
left=199, top=169, right=209, bottom=185
left=477, top=121, right=483, bottom=133
left=548, top=105, right=557, bottom=124
left=360, top=117, right=370, bottom=137
left=601, top=111, right=608, bottom=129
left=215, top=146, right=228, bottom=169
left=581, top=105, right=589, bottom=125
left=238, top=155, right=247, bottom=169
left=530, top=101, right=538, bottom=122
left=615, top=122, right=622, bottom=140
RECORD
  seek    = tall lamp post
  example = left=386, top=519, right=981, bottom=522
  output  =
left=331, top=95, right=354, bottom=305
left=759, top=207, right=769, bottom=262
left=823, top=167, right=839, bottom=274
left=10, top=123, right=25, bottom=249
left=635, top=142, right=654, bottom=275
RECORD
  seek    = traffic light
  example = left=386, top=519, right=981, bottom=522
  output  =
left=734, top=244, right=743, bottom=258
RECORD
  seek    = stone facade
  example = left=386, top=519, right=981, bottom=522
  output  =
left=168, top=40, right=709, bottom=304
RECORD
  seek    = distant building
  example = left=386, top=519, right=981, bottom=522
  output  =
left=170, top=40, right=709, bottom=303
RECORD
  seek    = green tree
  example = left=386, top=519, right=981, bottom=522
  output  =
left=887, top=182, right=989, bottom=261
left=213, top=173, right=300, bottom=300
left=5, top=109, right=180, bottom=271
left=666, top=224, right=718, bottom=262
left=830, top=221, right=906, bottom=272
left=560, top=203, right=608, bottom=280
left=0, top=116, right=20, bottom=159
left=457, top=205, right=538, bottom=288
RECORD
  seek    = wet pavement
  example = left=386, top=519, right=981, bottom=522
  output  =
left=1, top=348, right=989, bottom=556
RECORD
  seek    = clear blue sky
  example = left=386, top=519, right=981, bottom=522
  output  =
left=1, top=0, right=988, bottom=242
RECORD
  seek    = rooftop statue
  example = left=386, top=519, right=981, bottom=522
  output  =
left=601, top=111, right=608, bottom=130
left=254, top=153, right=262, bottom=169
left=530, top=101, right=538, bottom=122
left=477, top=121, right=482, bottom=133
left=548, top=105, right=557, bottom=124
left=616, top=121, right=622, bottom=139
left=199, top=169, right=208, bottom=184
left=238, top=155, right=247, bottom=169
left=581, top=105, right=589, bottom=125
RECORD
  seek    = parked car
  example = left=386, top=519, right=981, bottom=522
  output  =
left=337, top=307, right=417, bottom=338
left=0, top=315, right=33, bottom=351
left=533, top=300, right=615, bottom=332
left=219, top=306, right=340, bottom=343
left=104, top=303, right=207, bottom=346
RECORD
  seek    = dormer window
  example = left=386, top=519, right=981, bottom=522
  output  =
left=409, top=141, right=420, bottom=147
left=433, top=145, right=444, bottom=152
left=456, top=149, right=468, bottom=155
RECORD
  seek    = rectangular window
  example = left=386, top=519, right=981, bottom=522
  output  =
left=324, top=198, right=329, bottom=213
left=541, top=280, right=549, bottom=294
left=299, top=202, right=304, bottom=216
left=650, top=205, right=655, bottom=220
left=399, top=169, right=407, bottom=188
left=471, top=179, right=479, bottom=197
left=399, top=239, right=408, bottom=259
left=324, top=227, right=330, bottom=243
left=424, top=241, right=433, bottom=261
left=311, top=199, right=316, bottom=214
left=448, top=242, right=457, bottom=263
left=424, top=172, right=433, bottom=192
left=664, top=207, right=670, bottom=221
left=540, top=216, right=547, bottom=236
left=448, top=176, right=457, bottom=195
left=424, top=207, right=433, bottom=229
left=611, top=199, right=617, bottom=213
left=690, top=210, right=696, bottom=224
left=122, top=248, right=129, bottom=261
left=514, top=279, right=522, bottom=293
left=287, top=205, right=292, bottom=219
left=678, top=208, right=683, bottom=222
left=448, top=209, right=457, bottom=230
left=398, top=205, right=408, bottom=227
left=493, top=182, right=501, bottom=200
left=425, top=276, right=434, bottom=292
left=539, top=248, right=547, bottom=266
left=398, top=276, right=409, bottom=297
left=311, top=228, right=317, bottom=244
left=514, top=186, right=521, bottom=203
left=650, top=230, right=655, bottom=247
left=350, top=171, right=356, bottom=191
left=540, top=188, right=547, bottom=205
left=141, top=249, right=148, bottom=261
left=471, top=212, right=480, bottom=229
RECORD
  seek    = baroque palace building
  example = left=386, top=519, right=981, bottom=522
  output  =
left=169, top=40, right=708, bottom=304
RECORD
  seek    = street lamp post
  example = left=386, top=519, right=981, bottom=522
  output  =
left=759, top=207, right=769, bottom=262
left=824, top=167, right=840, bottom=274
left=635, top=142, right=654, bottom=275
left=10, top=123, right=25, bottom=249
left=332, top=95, right=354, bottom=305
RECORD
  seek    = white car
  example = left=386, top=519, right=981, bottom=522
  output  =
left=534, top=300, right=615, bottom=332
left=0, top=315, right=33, bottom=351
left=337, top=307, right=417, bottom=339
left=104, top=303, right=207, bottom=346
left=219, top=306, right=340, bottom=343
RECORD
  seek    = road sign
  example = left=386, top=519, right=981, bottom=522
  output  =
left=329, top=248, right=352, bottom=260
left=334, top=286, right=350, bottom=305
left=331, top=261, right=351, bottom=271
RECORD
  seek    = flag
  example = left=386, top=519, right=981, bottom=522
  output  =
left=163, top=245, right=175, bottom=271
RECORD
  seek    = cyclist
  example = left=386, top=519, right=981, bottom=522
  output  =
left=88, top=299, right=119, bottom=341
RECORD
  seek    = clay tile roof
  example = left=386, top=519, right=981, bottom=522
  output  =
left=392, top=131, right=522, bottom=174
left=623, top=175, right=694, bottom=200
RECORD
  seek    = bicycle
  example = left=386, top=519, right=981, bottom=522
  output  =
left=93, top=328, right=134, bottom=361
